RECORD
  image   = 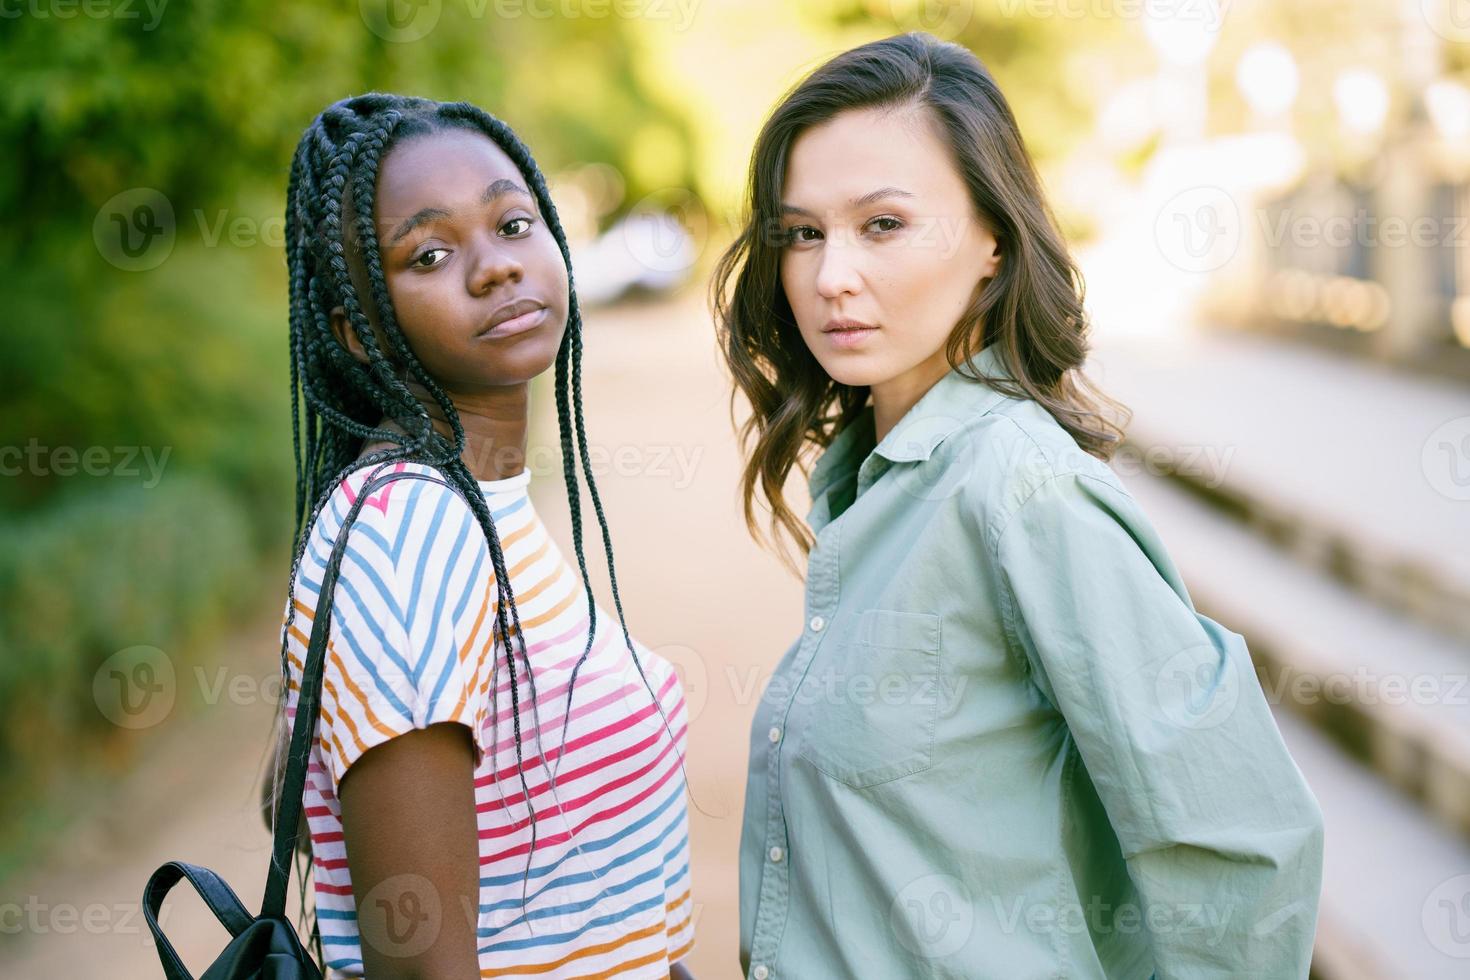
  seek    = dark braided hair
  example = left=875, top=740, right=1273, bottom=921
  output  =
left=264, top=93, right=680, bottom=957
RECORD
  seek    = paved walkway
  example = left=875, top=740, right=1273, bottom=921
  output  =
left=527, top=289, right=801, bottom=979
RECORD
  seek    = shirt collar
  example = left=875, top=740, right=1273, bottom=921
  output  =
left=807, top=343, right=1015, bottom=502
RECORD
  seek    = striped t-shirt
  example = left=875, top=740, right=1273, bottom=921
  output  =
left=280, top=460, right=694, bottom=978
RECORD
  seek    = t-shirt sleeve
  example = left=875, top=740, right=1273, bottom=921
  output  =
left=313, top=476, right=497, bottom=793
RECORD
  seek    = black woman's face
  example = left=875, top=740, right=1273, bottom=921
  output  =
left=339, top=127, right=570, bottom=392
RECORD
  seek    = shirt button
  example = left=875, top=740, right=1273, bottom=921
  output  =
left=752, top=966, right=770, bottom=980
left=768, top=726, right=782, bottom=744
left=768, top=845, right=785, bottom=863
left=809, top=615, right=826, bottom=632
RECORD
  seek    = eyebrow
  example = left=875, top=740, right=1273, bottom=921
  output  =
left=780, top=186, right=916, bottom=217
left=386, top=178, right=532, bottom=244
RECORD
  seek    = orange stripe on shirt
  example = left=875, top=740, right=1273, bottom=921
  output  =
left=479, top=920, right=665, bottom=977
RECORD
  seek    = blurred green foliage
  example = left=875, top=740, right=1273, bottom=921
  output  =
left=0, top=0, right=696, bottom=865
left=0, top=475, right=255, bottom=869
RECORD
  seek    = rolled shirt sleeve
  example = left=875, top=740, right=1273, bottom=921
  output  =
left=994, top=469, right=1325, bottom=978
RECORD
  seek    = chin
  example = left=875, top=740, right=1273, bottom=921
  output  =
left=814, top=353, right=894, bottom=389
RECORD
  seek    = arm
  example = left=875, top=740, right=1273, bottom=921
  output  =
left=339, top=721, right=482, bottom=980
left=993, top=471, right=1324, bottom=978
left=313, top=477, right=498, bottom=977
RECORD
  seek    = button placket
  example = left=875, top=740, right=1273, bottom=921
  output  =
left=747, top=510, right=843, bottom=972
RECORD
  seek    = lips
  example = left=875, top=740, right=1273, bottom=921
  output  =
left=822, top=317, right=878, bottom=333
left=479, top=297, right=547, bottom=335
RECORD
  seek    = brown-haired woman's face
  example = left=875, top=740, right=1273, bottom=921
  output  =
left=778, top=105, right=1000, bottom=393
left=333, top=127, right=569, bottom=391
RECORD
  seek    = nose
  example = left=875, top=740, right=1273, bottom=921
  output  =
left=814, top=236, right=861, bottom=300
left=466, top=234, right=523, bottom=295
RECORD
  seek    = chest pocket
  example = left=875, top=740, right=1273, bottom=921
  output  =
left=797, top=609, right=942, bottom=789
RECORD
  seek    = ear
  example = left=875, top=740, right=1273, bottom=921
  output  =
left=330, top=306, right=372, bottom=365
left=980, top=234, right=1002, bottom=280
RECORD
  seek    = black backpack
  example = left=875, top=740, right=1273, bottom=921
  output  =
left=141, top=465, right=457, bottom=978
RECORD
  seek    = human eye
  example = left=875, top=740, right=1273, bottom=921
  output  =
left=783, top=225, right=823, bottom=247
left=865, top=215, right=904, bottom=235
left=410, top=245, right=450, bottom=269
left=499, top=213, right=535, bottom=237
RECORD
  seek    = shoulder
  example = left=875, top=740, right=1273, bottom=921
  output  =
left=952, top=393, right=1133, bottom=553
left=308, top=461, right=484, bottom=609
left=315, top=462, right=475, bottom=550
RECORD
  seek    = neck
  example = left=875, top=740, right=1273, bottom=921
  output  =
left=365, top=380, right=532, bottom=483
left=870, top=347, right=953, bottom=445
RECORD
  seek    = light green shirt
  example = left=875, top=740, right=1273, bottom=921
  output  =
left=738, top=344, right=1324, bottom=979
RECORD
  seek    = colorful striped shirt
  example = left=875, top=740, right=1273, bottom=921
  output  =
left=281, top=461, right=694, bottom=978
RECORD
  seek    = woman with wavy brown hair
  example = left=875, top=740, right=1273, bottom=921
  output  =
left=713, top=33, right=1323, bottom=980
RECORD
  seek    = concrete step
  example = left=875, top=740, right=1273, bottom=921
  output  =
left=1094, top=330, right=1470, bottom=645
left=1115, top=466, right=1470, bottom=976
left=1118, top=466, right=1470, bottom=838
left=1278, top=709, right=1470, bottom=980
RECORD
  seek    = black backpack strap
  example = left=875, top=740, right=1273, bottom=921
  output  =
left=143, top=860, right=254, bottom=980
left=262, top=463, right=461, bottom=919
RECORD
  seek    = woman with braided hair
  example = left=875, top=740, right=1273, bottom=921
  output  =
left=266, top=93, right=696, bottom=979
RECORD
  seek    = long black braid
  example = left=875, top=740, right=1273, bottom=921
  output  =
left=266, top=93, right=681, bottom=959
